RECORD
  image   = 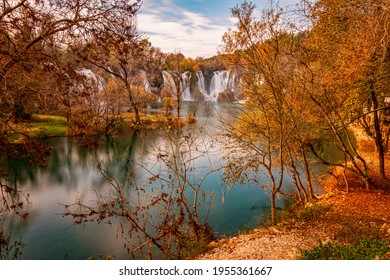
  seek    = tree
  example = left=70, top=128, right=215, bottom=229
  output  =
left=221, top=1, right=317, bottom=225
left=0, top=1, right=142, bottom=256
left=0, top=0, right=141, bottom=123
left=63, top=126, right=217, bottom=259
left=75, top=35, right=157, bottom=125
left=303, top=0, right=390, bottom=181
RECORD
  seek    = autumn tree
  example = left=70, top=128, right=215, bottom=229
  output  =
left=0, top=0, right=141, bottom=123
left=303, top=0, right=390, bottom=181
left=0, top=1, right=142, bottom=252
left=221, top=1, right=318, bottom=225
left=63, top=126, right=217, bottom=259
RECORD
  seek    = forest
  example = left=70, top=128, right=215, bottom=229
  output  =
left=1, top=0, right=390, bottom=260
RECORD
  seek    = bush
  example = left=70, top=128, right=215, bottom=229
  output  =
left=335, top=221, right=383, bottom=244
left=300, top=238, right=390, bottom=260
left=174, top=224, right=215, bottom=260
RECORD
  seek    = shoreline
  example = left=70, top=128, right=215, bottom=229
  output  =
left=198, top=127, right=390, bottom=260
left=198, top=189, right=390, bottom=260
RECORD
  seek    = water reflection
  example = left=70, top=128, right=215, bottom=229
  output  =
left=1, top=102, right=294, bottom=259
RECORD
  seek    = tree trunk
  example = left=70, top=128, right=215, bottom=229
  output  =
left=369, top=78, right=386, bottom=179
left=271, top=191, right=276, bottom=226
left=125, top=81, right=140, bottom=125
left=176, top=99, right=180, bottom=118
left=385, top=125, right=390, bottom=152
left=301, top=143, right=315, bottom=200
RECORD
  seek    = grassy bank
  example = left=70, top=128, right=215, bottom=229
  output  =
left=6, top=113, right=196, bottom=142
left=8, top=114, right=68, bottom=143
left=30, top=114, right=68, bottom=137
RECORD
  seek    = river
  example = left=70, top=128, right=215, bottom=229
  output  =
left=1, top=102, right=307, bottom=259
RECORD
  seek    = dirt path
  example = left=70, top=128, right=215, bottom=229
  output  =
left=198, top=190, right=390, bottom=260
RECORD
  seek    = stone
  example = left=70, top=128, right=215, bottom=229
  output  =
left=271, top=227, right=281, bottom=233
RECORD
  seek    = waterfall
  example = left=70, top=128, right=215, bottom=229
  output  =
left=76, top=68, right=105, bottom=93
left=162, top=70, right=177, bottom=96
left=162, top=71, right=192, bottom=101
left=197, top=70, right=236, bottom=102
left=163, top=69, right=237, bottom=102
left=140, top=70, right=152, bottom=93
left=209, top=71, right=228, bottom=101
left=196, top=71, right=209, bottom=101
left=180, top=72, right=192, bottom=101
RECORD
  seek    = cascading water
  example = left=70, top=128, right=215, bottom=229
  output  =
left=73, top=68, right=238, bottom=104
left=196, top=71, right=209, bottom=100
left=197, top=70, right=236, bottom=102
left=209, top=71, right=228, bottom=101
left=162, top=71, right=193, bottom=101
left=162, top=70, right=178, bottom=96
left=162, top=69, right=237, bottom=102
left=140, top=70, right=152, bottom=93
left=180, top=72, right=192, bottom=101
left=76, top=68, right=105, bottom=93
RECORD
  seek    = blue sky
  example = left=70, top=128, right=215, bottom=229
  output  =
left=138, top=0, right=300, bottom=58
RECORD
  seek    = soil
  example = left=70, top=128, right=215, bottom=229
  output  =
left=198, top=126, right=390, bottom=260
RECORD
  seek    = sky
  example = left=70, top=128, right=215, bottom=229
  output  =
left=138, top=0, right=300, bottom=58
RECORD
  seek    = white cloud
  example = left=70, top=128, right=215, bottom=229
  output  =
left=137, top=1, right=230, bottom=58
left=137, top=0, right=301, bottom=57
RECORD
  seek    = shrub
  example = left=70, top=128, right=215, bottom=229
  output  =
left=300, top=238, right=390, bottom=260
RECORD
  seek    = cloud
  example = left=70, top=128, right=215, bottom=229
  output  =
left=137, top=0, right=300, bottom=57
left=137, top=1, right=230, bottom=58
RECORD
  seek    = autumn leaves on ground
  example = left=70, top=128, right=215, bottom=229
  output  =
left=200, top=129, right=390, bottom=260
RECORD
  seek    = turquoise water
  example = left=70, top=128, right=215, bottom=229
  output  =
left=1, top=103, right=296, bottom=259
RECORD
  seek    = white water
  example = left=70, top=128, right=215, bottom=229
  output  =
left=180, top=72, right=192, bottom=101
left=75, top=68, right=237, bottom=103
left=196, top=71, right=209, bottom=100
left=162, top=70, right=178, bottom=96
left=163, top=70, right=237, bottom=102
left=197, top=70, right=236, bottom=101
left=140, top=70, right=152, bottom=93
left=76, top=68, right=105, bottom=93
left=209, top=70, right=236, bottom=101
left=162, top=71, right=193, bottom=101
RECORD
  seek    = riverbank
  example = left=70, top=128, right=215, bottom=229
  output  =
left=199, top=190, right=390, bottom=259
left=199, top=127, right=390, bottom=260
left=6, top=112, right=195, bottom=143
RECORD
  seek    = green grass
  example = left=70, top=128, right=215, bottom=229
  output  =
left=28, top=122, right=68, bottom=137
left=31, top=114, right=67, bottom=124
left=8, top=114, right=68, bottom=142
left=29, top=114, right=68, bottom=137
left=300, top=221, right=390, bottom=260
